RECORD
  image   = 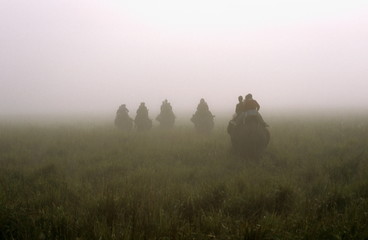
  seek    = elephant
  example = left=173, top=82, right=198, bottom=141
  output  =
left=191, top=110, right=214, bottom=134
left=227, top=115, right=270, bottom=158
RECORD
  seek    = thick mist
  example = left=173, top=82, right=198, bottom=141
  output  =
left=1, top=0, right=368, bottom=119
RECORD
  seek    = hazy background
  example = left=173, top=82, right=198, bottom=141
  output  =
left=1, top=0, right=367, bottom=120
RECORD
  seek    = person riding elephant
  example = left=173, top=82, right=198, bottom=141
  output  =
left=243, top=94, right=268, bottom=127
left=156, top=99, right=175, bottom=128
left=228, top=94, right=270, bottom=158
left=235, top=96, right=244, bottom=115
left=117, top=104, right=129, bottom=115
left=197, top=98, right=209, bottom=112
left=136, top=102, right=148, bottom=117
left=191, top=98, right=214, bottom=133
left=135, top=102, right=152, bottom=131
left=114, top=104, right=133, bottom=131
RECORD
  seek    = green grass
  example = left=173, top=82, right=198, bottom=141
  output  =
left=0, top=116, right=368, bottom=239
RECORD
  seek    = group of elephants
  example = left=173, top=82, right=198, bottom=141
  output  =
left=114, top=99, right=215, bottom=133
left=115, top=98, right=270, bottom=158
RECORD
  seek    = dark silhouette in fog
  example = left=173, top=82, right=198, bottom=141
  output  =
left=233, top=94, right=268, bottom=127
left=235, top=96, right=244, bottom=115
left=156, top=99, right=175, bottom=129
left=114, top=104, right=133, bottom=131
left=228, top=94, right=270, bottom=158
left=243, top=94, right=268, bottom=127
left=191, top=98, right=215, bottom=134
left=134, top=102, right=152, bottom=131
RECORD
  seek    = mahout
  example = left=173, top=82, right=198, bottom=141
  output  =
left=114, top=104, right=133, bottom=131
left=134, top=102, right=153, bottom=131
left=156, top=99, right=175, bottom=129
left=228, top=94, right=270, bottom=158
left=191, top=98, right=215, bottom=134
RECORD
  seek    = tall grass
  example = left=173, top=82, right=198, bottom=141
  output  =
left=0, top=116, right=368, bottom=239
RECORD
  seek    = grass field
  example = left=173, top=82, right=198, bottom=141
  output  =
left=1, top=115, right=368, bottom=240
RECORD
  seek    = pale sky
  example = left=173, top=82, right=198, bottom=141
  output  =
left=1, top=0, right=367, bottom=117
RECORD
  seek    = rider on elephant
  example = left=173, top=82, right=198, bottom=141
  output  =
left=235, top=96, right=244, bottom=115
left=156, top=99, right=175, bottom=128
left=243, top=94, right=268, bottom=127
left=115, top=104, right=133, bottom=130
left=117, top=104, right=128, bottom=113
left=232, top=96, right=245, bottom=125
left=197, top=98, right=209, bottom=112
left=135, top=102, right=152, bottom=131
left=136, top=102, right=149, bottom=118
left=191, top=98, right=214, bottom=133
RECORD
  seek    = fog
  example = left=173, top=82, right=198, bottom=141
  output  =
left=1, top=0, right=368, bottom=120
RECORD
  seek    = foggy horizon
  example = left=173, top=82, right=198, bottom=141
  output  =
left=1, top=0, right=368, bottom=119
